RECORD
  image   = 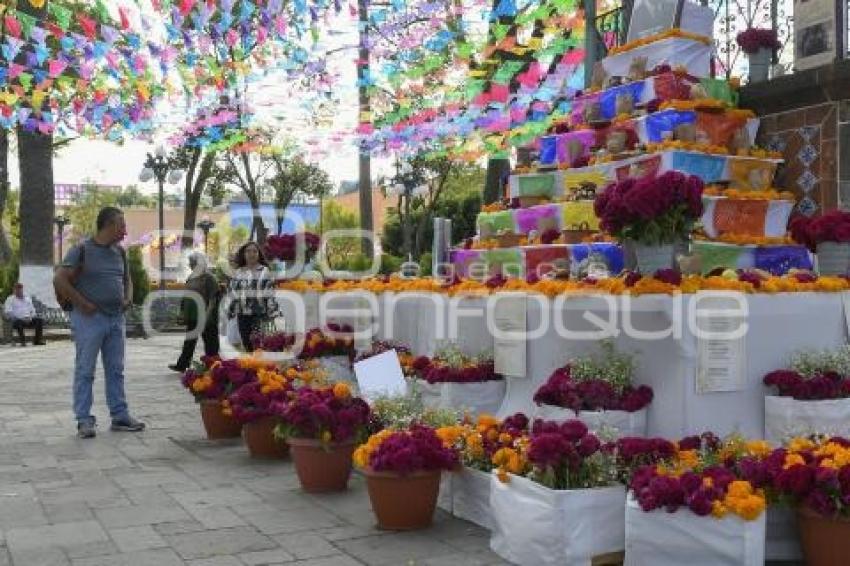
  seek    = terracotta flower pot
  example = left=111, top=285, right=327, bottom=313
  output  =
left=364, top=468, right=442, bottom=530
left=287, top=437, right=355, bottom=493
left=199, top=399, right=242, bottom=440
left=797, top=506, right=850, bottom=566
left=242, top=416, right=288, bottom=459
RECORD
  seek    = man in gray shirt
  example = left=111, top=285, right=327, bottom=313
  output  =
left=54, top=207, right=146, bottom=438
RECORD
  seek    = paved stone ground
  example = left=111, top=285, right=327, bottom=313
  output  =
left=0, top=334, right=507, bottom=566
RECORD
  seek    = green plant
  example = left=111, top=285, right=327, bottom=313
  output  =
left=379, top=254, right=403, bottom=275
left=790, top=346, right=850, bottom=378
left=0, top=252, right=19, bottom=302
left=570, top=340, right=638, bottom=392
left=419, top=252, right=433, bottom=276
left=127, top=246, right=150, bottom=305
left=370, top=394, right=461, bottom=431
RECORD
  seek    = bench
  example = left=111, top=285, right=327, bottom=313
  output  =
left=1, top=300, right=150, bottom=343
left=1, top=298, right=71, bottom=344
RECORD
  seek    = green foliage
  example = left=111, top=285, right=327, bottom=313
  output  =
left=381, top=162, right=484, bottom=259
left=66, top=184, right=119, bottom=244
left=269, top=154, right=334, bottom=232
left=115, top=186, right=156, bottom=208
left=569, top=340, right=638, bottom=392
left=127, top=246, right=150, bottom=305
left=319, top=200, right=360, bottom=269
left=0, top=252, right=19, bottom=302
left=419, top=252, right=433, bottom=276
left=379, top=254, right=403, bottom=275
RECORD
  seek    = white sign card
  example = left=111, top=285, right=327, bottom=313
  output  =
left=626, top=0, right=685, bottom=43
left=353, top=350, right=408, bottom=400
left=492, top=294, right=528, bottom=378
left=794, top=0, right=836, bottom=71
left=696, top=315, right=747, bottom=393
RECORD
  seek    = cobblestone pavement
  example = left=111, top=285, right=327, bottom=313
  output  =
left=0, top=335, right=507, bottom=566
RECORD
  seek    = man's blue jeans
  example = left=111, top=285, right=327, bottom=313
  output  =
left=70, top=310, right=128, bottom=424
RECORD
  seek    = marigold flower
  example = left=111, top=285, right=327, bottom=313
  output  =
left=332, top=382, right=351, bottom=400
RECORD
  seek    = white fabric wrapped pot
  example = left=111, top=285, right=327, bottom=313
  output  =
left=490, top=473, right=626, bottom=566
left=535, top=404, right=648, bottom=438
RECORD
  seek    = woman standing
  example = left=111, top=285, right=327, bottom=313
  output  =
left=169, top=252, right=220, bottom=372
left=227, top=241, right=275, bottom=351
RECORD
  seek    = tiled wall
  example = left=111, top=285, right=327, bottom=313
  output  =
left=756, top=102, right=841, bottom=215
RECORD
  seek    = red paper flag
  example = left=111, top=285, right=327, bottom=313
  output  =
left=4, top=15, right=20, bottom=38
left=118, top=7, right=131, bottom=31
left=77, top=15, right=96, bottom=39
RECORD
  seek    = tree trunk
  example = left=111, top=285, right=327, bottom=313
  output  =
left=402, top=194, right=413, bottom=259
left=483, top=158, right=510, bottom=204
left=17, top=128, right=54, bottom=266
left=240, top=152, right=266, bottom=245
left=183, top=150, right=215, bottom=250
left=17, top=0, right=53, bottom=269
left=181, top=148, right=202, bottom=250
left=0, top=128, right=11, bottom=264
left=357, top=0, right=373, bottom=258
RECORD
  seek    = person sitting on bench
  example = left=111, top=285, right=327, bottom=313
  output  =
left=3, top=283, right=44, bottom=346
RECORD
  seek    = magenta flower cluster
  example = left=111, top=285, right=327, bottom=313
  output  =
left=368, top=425, right=459, bottom=475
left=766, top=438, right=850, bottom=517
left=181, top=359, right=259, bottom=401
left=764, top=370, right=850, bottom=400
left=227, top=381, right=293, bottom=424
left=594, top=171, right=704, bottom=244
left=613, top=437, right=677, bottom=469
left=533, top=366, right=653, bottom=413
left=272, top=387, right=371, bottom=443
left=263, top=232, right=320, bottom=262
left=735, top=28, right=781, bottom=54
left=790, top=210, right=850, bottom=252
left=411, top=356, right=503, bottom=384
left=631, top=464, right=737, bottom=516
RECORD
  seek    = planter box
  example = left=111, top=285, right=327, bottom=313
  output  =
left=441, top=381, right=506, bottom=416
left=764, top=395, right=850, bottom=444
left=319, top=355, right=353, bottom=383
left=535, top=405, right=648, bottom=437
left=448, top=467, right=493, bottom=530
left=624, top=495, right=765, bottom=566
left=490, top=473, right=625, bottom=566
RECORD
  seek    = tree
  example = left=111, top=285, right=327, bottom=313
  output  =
left=217, top=130, right=278, bottom=244
left=269, top=154, right=334, bottom=233
left=115, top=185, right=156, bottom=209
left=381, top=156, right=485, bottom=258
left=65, top=186, right=119, bottom=245
left=319, top=201, right=360, bottom=268
left=382, top=164, right=484, bottom=259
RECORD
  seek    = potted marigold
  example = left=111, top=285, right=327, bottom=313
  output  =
left=790, top=210, right=850, bottom=276
left=762, top=346, right=850, bottom=443
left=409, top=344, right=505, bottom=415
left=769, top=436, right=850, bottom=565
left=625, top=433, right=770, bottom=566
left=254, top=324, right=356, bottom=382
left=736, top=28, right=780, bottom=83
left=226, top=363, right=324, bottom=458
left=273, top=383, right=371, bottom=492
left=353, top=424, right=460, bottom=530
left=595, top=171, right=704, bottom=273
left=436, top=413, right=530, bottom=530
left=489, top=419, right=626, bottom=566
left=182, top=356, right=262, bottom=439
left=533, top=341, right=653, bottom=437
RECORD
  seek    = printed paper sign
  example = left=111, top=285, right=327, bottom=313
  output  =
left=353, top=350, right=407, bottom=400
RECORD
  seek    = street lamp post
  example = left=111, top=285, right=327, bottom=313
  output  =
left=197, top=217, right=216, bottom=256
left=139, top=146, right=184, bottom=291
left=53, top=214, right=69, bottom=263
